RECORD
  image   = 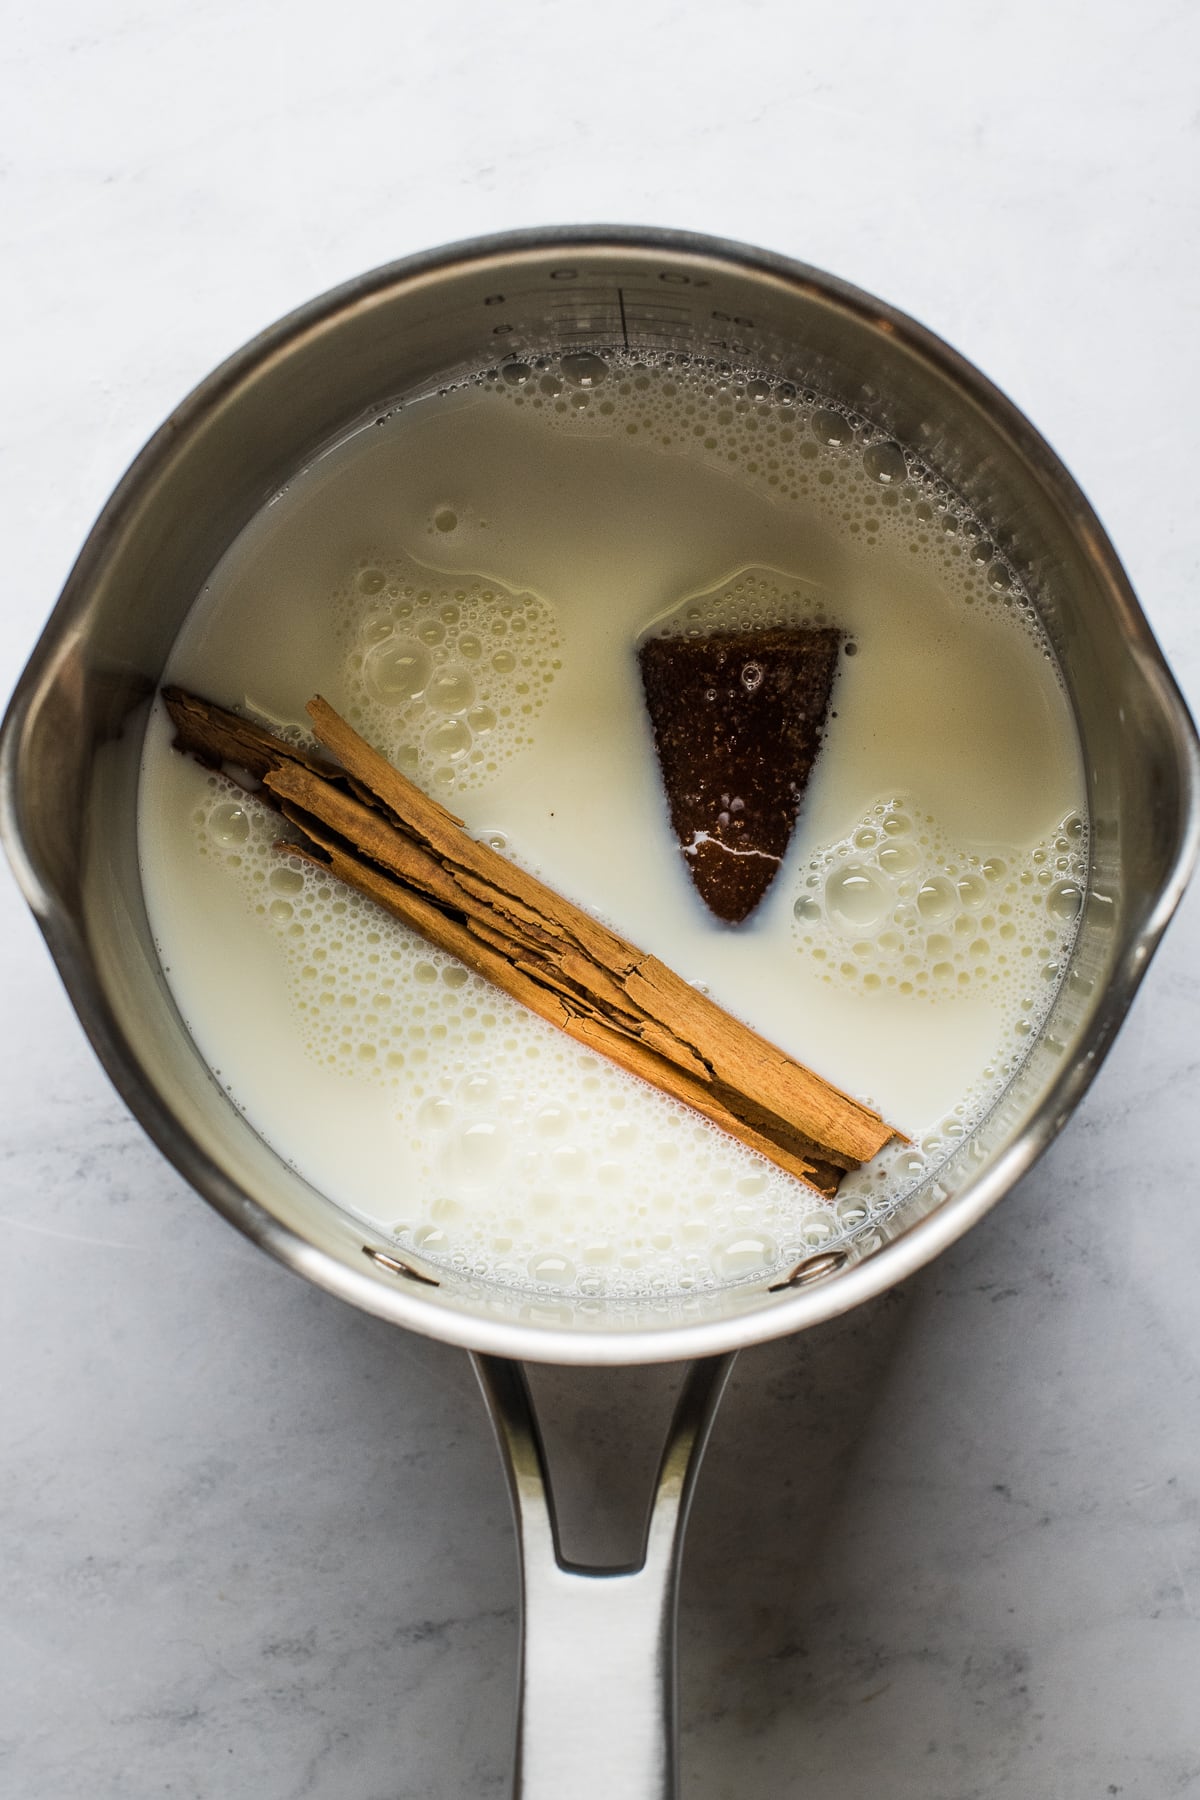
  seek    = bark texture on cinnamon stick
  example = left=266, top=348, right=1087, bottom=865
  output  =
left=163, top=686, right=903, bottom=1197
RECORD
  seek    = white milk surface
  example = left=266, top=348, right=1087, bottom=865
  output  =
left=139, top=355, right=1087, bottom=1297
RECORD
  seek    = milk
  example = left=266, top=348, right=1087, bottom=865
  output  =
left=138, top=352, right=1087, bottom=1297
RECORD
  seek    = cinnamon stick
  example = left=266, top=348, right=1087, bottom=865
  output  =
left=163, top=687, right=904, bottom=1196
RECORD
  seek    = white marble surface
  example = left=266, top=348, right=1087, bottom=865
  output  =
left=4, top=2, right=1200, bottom=1795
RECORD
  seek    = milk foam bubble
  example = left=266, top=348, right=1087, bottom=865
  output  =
left=334, top=556, right=561, bottom=796
left=793, top=799, right=1086, bottom=1013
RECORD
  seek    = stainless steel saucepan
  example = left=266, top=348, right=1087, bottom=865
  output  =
left=3, top=228, right=1197, bottom=1798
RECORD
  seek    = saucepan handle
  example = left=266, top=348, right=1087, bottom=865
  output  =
left=472, top=1352, right=736, bottom=1800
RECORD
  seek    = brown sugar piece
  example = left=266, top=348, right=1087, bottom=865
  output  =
left=638, top=627, right=843, bottom=923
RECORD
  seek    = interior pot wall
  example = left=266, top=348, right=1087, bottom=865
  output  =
left=11, top=232, right=1186, bottom=1355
